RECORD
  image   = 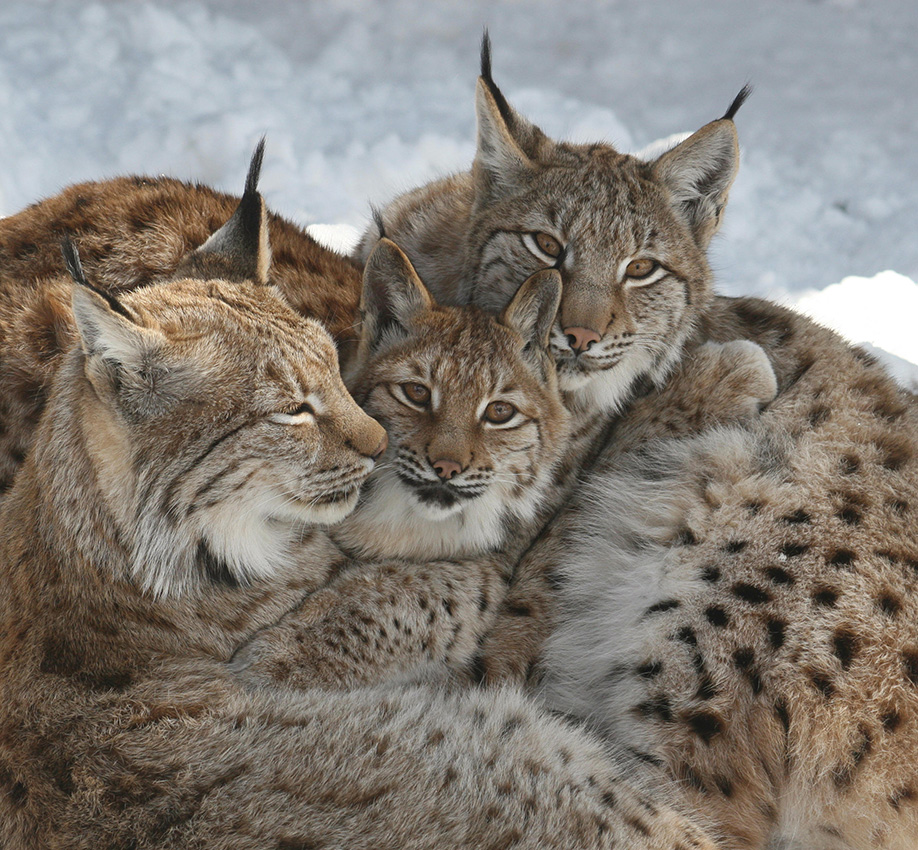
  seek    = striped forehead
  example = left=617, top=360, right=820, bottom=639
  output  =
left=256, top=320, right=338, bottom=388
left=560, top=168, right=667, bottom=254
left=412, top=314, right=520, bottom=389
left=130, top=286, right=338, bottom=386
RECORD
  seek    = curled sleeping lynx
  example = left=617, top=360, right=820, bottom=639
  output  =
left=363, top=35, right=918, bottom=850
left=0, top=149, right=727, bottom=849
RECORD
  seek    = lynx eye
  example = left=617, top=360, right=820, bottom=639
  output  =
left=522, top=232, right=564, bottom=265
left=400, top=382, right=431, bottom=406
left=269, top=401, right=316, bottom=425
left=625, top=258, right=659, bottom=279
left=483, top=400, right=517, bottom=425
left=535, top=232, right=562, bottom=258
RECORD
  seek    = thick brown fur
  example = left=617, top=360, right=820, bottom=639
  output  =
left=0, top=164, right=363, bottom=496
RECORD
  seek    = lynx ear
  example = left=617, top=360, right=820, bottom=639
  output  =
left=174, top=138, right=272, bottom=285
left=360, top=238, right=434, bottom=350
left=651, top=90, right=748, bottom=247
left=65, top=240, right=158, bottom=372
left=473, top=33, right=546, bottom=199
left=500, top=268, right=562, bottom=376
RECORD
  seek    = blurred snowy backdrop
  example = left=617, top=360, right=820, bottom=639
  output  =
left=1, top=0, right=916, bottom=381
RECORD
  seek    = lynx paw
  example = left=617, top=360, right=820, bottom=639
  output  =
left=691, top=340, right=778, bottom=422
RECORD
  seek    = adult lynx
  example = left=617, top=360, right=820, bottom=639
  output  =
left=0, top=142, right=362, bottom=498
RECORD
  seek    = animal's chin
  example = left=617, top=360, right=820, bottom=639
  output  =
left=401, top=480, right=472, bottom=521
left=288, top=484, right=362, bottom=526
left=556, top=365, right=595, bottom=392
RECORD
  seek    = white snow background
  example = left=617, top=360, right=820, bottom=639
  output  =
left=1, top=0, right=916, bottom=385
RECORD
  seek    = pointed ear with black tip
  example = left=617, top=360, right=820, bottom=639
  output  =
left=174, top=138, right=272, bottom=285
left=473, top=32, right=548, bottom=201
left=64, top=240, right=160, bottom=387
left=499, top=268, right=562, bottom=377
left=651, top=97, right=744, bottom=248
left=359, top=238, right=434, bottom=353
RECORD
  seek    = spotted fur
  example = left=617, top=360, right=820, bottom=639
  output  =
left=539, top=307, right=918, bottom=850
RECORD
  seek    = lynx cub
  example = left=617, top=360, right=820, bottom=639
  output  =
left=335, top=237, right=568, bottom=561
left=0, top=171, right=718, bottom=850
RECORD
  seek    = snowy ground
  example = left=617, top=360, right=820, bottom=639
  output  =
left=2, top=0, right=916, bottom=384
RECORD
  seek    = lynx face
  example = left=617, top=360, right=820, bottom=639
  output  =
left=62, top=146, right=386, bottom=595
left=338, top=240, right=568, bottom=560
left=74, top=278, right=385, bottom=597
left=465, top=155, right=715, bottom=412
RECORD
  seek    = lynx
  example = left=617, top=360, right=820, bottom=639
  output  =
left=334, top=237, right=569, bottom=561
left=357, top=35, right=747, bottom=418
left=0, top=141, right=362, bottom=498
left=0, top=163, right=719, bottom=850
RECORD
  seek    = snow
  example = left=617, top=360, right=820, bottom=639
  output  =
left=791, top=271, right=918, bottom=390
left=2, top=0, right=916, bottom=383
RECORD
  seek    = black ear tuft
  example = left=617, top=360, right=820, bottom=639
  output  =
left=477, top=29, right=514, bottom=129
left=722, top=85, right=753, bottom=121
left=370, top=204, right=387, bottom=241
left=172, top=140, right=272, bottom=285
left=245, top=136, right=266, bottom=197
left=480, top=29, right=493, bottom=81
left=61, top=237, right=133, bottom=319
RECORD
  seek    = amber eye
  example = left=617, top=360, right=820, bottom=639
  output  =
left=534, top=232, right=562, bottom=259
left=484, top=400, right=517, bottom=424
left=625, top=258, right=658, bottom=279
left=401, top=382, right=431, bottom=406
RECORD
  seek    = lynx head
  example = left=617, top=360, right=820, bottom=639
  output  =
left=465, top=34, right=745, bottom=413
left=62, top=144, right=386, bottom=596
left=339, top=238, right=568, bottom=560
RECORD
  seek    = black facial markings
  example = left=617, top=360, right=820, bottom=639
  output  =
left=157, top=418, right=255, bottom=516
left=195, top=539, right=241, bottom=589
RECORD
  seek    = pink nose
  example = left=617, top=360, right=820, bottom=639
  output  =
left=564, top=326, right=602, bottom=354
left=432, top=459, right=462, bottom=481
